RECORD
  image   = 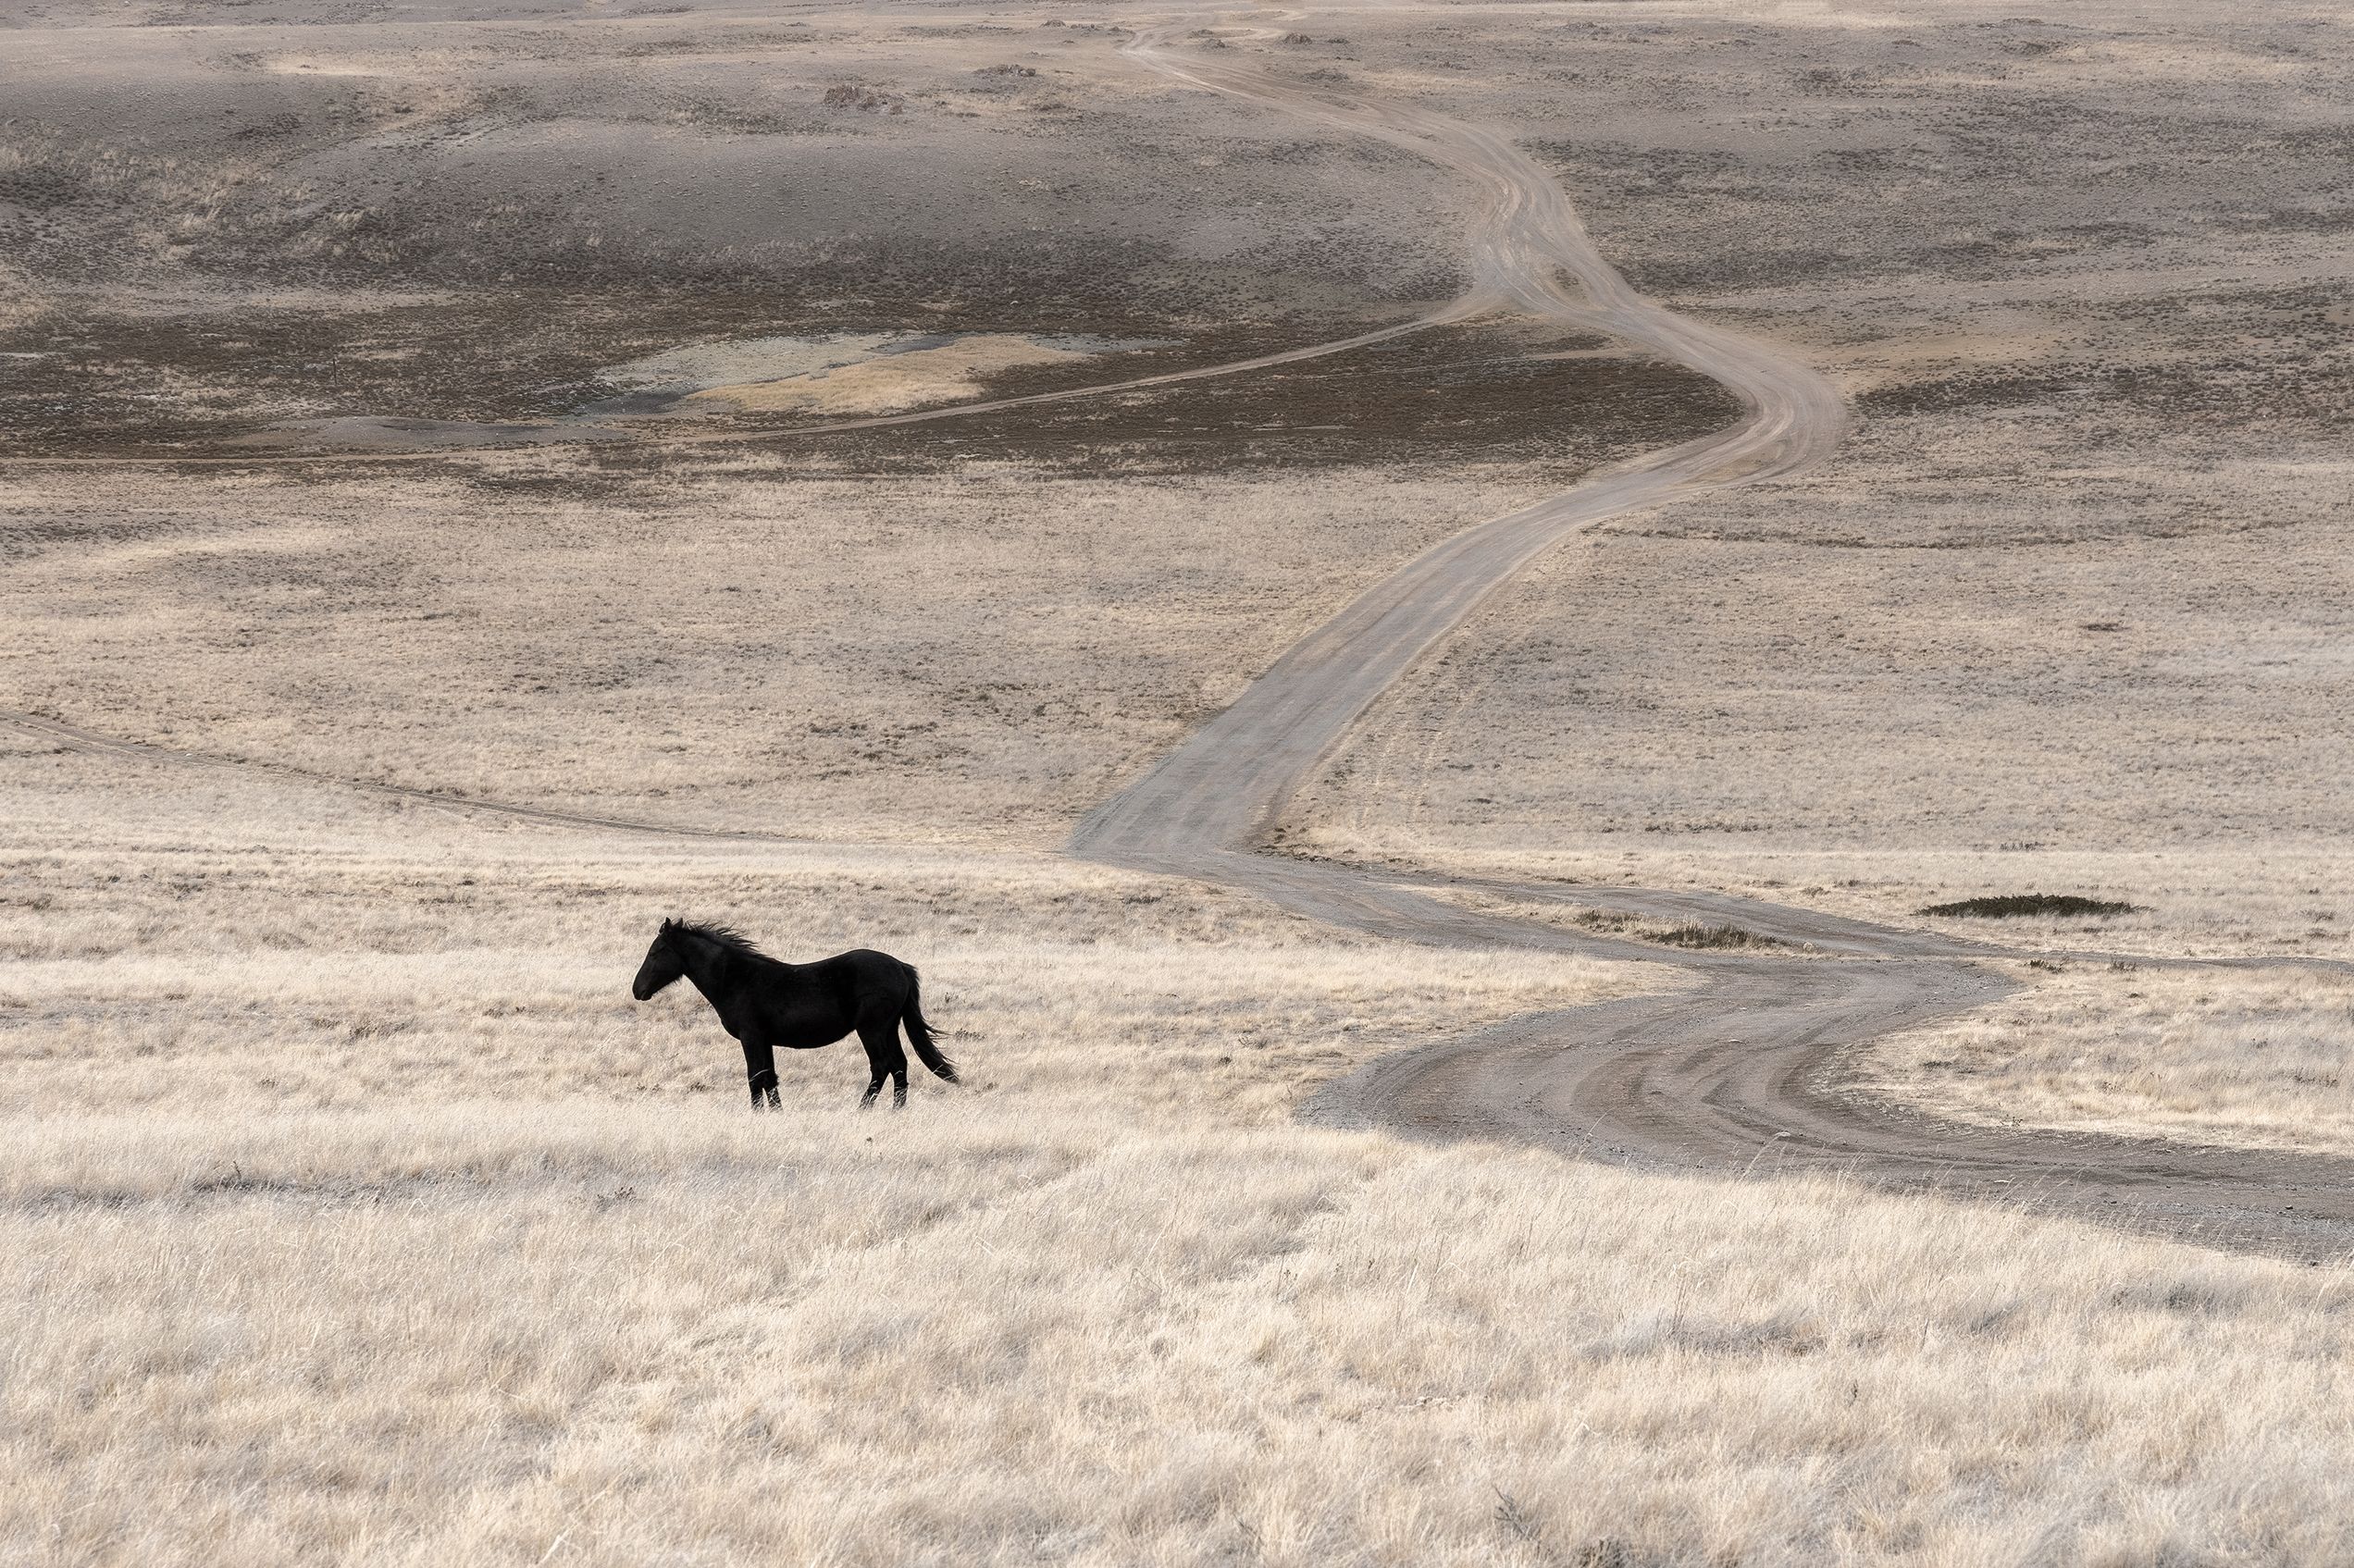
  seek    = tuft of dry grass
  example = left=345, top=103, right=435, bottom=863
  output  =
left=1652, top=921, right=1782, bottom=950
left=1419, top=885, right=1800, bottom=954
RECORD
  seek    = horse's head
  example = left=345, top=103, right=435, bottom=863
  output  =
left=632, top=919, right=688, bottom=1001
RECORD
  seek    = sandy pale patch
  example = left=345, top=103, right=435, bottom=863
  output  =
left=680, top=333, right=1107, bottom=416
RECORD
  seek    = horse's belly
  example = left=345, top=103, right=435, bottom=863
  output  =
left=767, top=1008, right=852, bottom=1051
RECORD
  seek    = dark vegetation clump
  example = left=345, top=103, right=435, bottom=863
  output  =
left=1654, top=923, right=1784, bottom=950
left=1919, top=894, right=2142, bottom=919
left=821, top=83, right=901, bottom=113
left=1572, top=910, right=1788, bottom=950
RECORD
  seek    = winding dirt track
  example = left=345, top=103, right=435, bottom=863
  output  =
left=1071, top=23, right=2354, bottom=1260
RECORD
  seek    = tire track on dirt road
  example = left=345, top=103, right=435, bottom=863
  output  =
left=1069, top=20, right=2354, bottom=1260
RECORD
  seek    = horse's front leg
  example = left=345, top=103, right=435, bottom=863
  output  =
left=743, top=1041, right=779, bottom=1111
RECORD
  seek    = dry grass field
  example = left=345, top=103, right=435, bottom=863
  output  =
left=12, top=756, right=2354, bottom=1566
left=20, top=1117, right=2354, bottom=1567
left=1860, top=962, right=2354, bottom=1159
left=7, top=0, right=2354, bottom=1561
left=0, top=745, right=1652, bottom=1121
left=0, top=462, right=1600, bottom=845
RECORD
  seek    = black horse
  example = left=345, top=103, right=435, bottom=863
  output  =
left=630, top=919, right=956, bottom=1109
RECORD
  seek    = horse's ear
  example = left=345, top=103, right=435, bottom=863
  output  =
left=659, top=917, right=677, bottom=934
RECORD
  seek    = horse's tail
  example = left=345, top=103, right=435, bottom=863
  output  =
left=902, top=968, right=958, bottom=1083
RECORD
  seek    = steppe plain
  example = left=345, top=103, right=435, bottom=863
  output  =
left=6, top=0, right=2354, bottom=1562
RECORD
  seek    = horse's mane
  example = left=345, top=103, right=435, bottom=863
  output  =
left=668, top=919, right=768, bottom=959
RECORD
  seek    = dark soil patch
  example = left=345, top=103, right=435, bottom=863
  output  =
left=1919, top=894, right=2142, bottom=919
left=787, top=319, right=1737, bottom=477
left=0, top=285, right=1174, bottom=458
left=0, top=295, right=1738, bottom=473
left=1856, top=360, right=2354, bottom=431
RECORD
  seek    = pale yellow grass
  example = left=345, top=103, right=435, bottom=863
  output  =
left=1861, top=963, right=2354, bottom=1158
left=9, top=765, right=2354, bottom=1564
left=0, top=911, right=1629, bottom=1121
left=11, top=1104, right=2354, bottom=1567
left=0, top=463, right=1556, bottom=846
left=0, top=754, right=1642, bottom=1121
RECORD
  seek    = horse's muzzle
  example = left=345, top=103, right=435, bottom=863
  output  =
left=631, top=982, right=650, bottom=1002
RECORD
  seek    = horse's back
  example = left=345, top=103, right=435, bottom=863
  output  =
left=817, top=947, right=916, bottom=996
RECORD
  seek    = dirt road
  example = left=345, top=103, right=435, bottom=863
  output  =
left=1071, top=23, right=2354, bottom=1260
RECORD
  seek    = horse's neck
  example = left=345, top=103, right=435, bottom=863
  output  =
left=675, top=933, right=740, bottom=1006
left=677, top=933, right=790, bottom=1005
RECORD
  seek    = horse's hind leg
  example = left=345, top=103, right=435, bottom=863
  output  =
left=857, top=1011, right=908, bottom=1111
